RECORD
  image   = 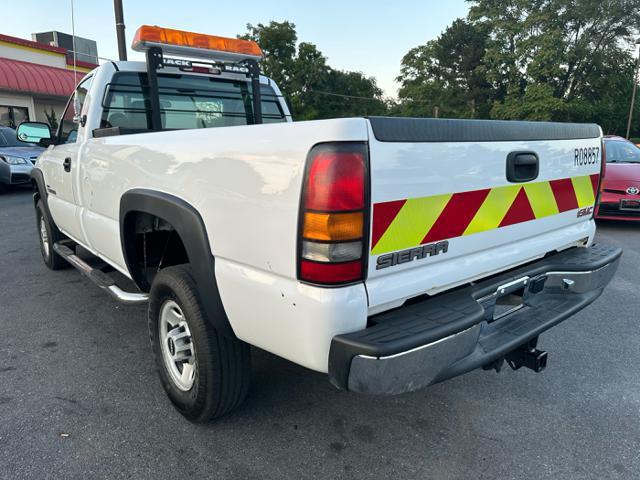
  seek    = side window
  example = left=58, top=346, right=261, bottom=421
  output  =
left=0, top=106, right=29, bottom=128
left=58, top=75, right=93, bottom=144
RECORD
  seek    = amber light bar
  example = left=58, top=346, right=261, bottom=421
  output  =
left=131, top=25, right=264, bottom=62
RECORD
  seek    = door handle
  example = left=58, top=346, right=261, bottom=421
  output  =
left=63, top=157, right=72, bottom=173
left=506, top=151, right=539, bottom=182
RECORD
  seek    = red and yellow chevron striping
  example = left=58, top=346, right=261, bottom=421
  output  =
left=371, top=174, right=599, bottom=256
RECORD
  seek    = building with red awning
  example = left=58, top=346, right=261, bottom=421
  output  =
left=0, top=32, right=97, bottom=130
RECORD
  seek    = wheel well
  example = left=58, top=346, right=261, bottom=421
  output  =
left=120, top=189, right=236, bottom=338
left=124, top=212, right=189, bottom=290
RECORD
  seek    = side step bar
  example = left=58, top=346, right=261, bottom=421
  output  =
left=53, top=243, right=149, bottom=305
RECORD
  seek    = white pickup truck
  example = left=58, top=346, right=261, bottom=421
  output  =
left=19, top=26, right=621, bottom=422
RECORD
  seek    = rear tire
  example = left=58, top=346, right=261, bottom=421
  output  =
left=35, top=200, right=68, bottom=270
left=148, top=265, right=251, bottom=422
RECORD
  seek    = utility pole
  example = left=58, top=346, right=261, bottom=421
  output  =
left=626, top=39, right=640, bottom=139
left=113, top=0, right=127, bottom=61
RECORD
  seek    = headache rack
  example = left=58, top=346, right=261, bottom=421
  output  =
left=132, top=25, right=265, bottom=131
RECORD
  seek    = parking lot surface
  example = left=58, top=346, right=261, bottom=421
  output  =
left=1, top=187, right=638, bottom=480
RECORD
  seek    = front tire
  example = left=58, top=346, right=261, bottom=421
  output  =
left=148, top=265, right=251, bottom=422
left=35, top=199, right=68, bottom=270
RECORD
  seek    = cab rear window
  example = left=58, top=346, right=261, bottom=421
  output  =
left=100, top=72, right=286, bottom=134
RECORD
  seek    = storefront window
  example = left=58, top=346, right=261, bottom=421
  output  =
left=0, top=107, right=10, bottom=127
left=0, top=105, right=30, bottom=128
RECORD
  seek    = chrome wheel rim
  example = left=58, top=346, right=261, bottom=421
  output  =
left=39, top=214, right=49, bottom=259
left=159, top=300, right=196, bottom=391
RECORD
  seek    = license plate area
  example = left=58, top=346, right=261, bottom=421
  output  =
left=620, top=199, right=640, bottom=211
left=493, top=287, right=526, bottom=320
left=478, top=277, right=530, bottom=323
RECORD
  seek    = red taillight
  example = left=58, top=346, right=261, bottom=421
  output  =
left=298, top=143, right=369, bottom=286
left=304, top=151, right=365, bottom=211
left=300, top=260, right=363, bottom=284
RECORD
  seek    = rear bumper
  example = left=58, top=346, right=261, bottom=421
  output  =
left=328, top=244, right=621, bottom=394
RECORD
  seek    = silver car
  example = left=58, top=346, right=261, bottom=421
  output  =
left=0, top=126, right=45, bottom=192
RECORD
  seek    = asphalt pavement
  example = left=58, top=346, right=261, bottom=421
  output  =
left=1, top=186, right=638, bottom=480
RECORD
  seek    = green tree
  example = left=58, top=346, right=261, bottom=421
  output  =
left=241, top=21, right=297, bottom=95
left=396, top=19, right=492, bottom=118
left=319, top=70, right=388, bottom=118
left=396, top=0, right=640, bottom=135
left=44, top=107, right=59, bottom=131
left=240, top=21, right=387, bottom=119
left=470, top=0, right=640, bottom=127
left=288, top=42, right=330, bottom=119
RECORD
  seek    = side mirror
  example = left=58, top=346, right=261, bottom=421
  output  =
left=16, top=122, right=53, bottom=147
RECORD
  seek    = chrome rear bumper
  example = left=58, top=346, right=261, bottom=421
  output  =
left=329, top=244, right=621, bottom=395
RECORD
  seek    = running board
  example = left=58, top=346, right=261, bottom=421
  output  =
left=53, top=242, right=149, bottom=305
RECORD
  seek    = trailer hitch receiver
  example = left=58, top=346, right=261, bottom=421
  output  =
left=505, top=339, right=548, bottom=373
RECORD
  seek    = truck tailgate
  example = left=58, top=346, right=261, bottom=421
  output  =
left=365, top=117, right=602, bottom=313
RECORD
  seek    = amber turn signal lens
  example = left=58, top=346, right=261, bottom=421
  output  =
left=302, top=212, right=363, bottom=242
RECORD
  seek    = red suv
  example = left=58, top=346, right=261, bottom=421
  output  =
left=595, top=136, right=640, bottom=220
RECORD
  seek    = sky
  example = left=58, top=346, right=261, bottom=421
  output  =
left=3, top=0, right=470, bottom=97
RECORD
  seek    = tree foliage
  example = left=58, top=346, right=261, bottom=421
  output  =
left=396, top=0, right=640, bottom=135
left=241, top=4, right=640, bottom=135
left=241, top=21, right=387, bottom=120
left=44, top=107, right=59, bottom=131
left=396, top=19, right=492, bottom=118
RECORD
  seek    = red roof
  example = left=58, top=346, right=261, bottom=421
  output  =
left=0, top=57, right=86, bottom=98
left=0, top=33, right=68, bottom=55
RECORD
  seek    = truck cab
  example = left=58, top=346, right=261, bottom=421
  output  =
left=35, top=49, right=291, bottom=254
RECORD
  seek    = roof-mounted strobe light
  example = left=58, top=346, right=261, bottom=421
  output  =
left=131, top=25, right=263, bottom=62
left=130, top=25, right=264, bottom=130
